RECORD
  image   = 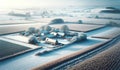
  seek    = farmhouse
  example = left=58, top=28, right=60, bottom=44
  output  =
left=45, top=38, right=59, bottom=45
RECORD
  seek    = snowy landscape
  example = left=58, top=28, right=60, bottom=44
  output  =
left=0, top=6, right=120, bottom=25
left=0, top=0, right=120, bottom=70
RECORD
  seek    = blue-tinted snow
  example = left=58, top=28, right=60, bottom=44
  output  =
left=0, top=26, right=111, bottom=70
left=0, top=38, right=102, bottom=70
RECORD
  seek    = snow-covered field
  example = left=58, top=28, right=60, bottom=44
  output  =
left=0, top=6, right=120, bottom=70
left=0, top=25, right=113, bottom=70
left=0, top=6, right=120, bottom=25
left=0, top=6, right=120, bottom=35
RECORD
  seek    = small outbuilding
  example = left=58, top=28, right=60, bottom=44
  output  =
left=45, top=38, right=58, bottom=45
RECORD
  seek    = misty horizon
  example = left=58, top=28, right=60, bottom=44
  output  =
left=0, top=0, right=120, bottom=9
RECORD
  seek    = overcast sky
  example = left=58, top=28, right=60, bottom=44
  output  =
left=0, top=0, right=120, bottom=9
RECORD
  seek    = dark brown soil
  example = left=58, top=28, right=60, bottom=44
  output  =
left=92, top=27, right=120, bottom=39
left=0, top=40, right=30, bottom=60
left=50, top=24, right=105, bottom=32
left=70, top=41, right=120, bottom=70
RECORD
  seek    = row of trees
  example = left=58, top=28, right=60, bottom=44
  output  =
left=49, top=18, right=83, bottom=24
